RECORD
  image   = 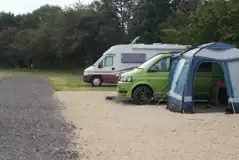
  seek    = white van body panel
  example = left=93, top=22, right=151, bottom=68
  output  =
left=83, top=43, right=191, bottom=84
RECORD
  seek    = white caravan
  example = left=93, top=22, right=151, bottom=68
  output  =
left=83, top=38, right=191, bottom=87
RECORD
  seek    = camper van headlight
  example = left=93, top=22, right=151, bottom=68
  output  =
left=120, top=76, right=133, bottom=82
left=83, top=70, right=88, bottom=75
left=126, top=77, right=133, bottom=82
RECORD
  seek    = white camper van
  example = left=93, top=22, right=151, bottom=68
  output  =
left=83, top=38, right=191, bottom=87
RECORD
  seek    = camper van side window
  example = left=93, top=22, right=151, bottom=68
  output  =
left=104, top=56, right=114, bottom=67
left=150, top=57, right=171, bottom=72
left=121, top=53, right=146, bottom=63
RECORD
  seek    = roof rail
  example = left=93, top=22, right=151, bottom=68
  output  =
left=131, top=44, right=191, bottom=50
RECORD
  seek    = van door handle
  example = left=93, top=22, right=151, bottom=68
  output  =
left=112, top=67, right=115, bottom=70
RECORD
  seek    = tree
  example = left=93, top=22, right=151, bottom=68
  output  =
left=128, top=0, right=180, bottom=43
left=0, top=27, right=19, bottom=67
left=183, top=0, right=239, bottom=45
left=1, top=0, right=239, bottom=69
left=0, top=12, right=20, bottom=31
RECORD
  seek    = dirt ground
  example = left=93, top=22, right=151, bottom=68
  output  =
left=55, top=91, right=239, bottom=160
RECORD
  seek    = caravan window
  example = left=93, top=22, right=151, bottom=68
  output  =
left=121, top=53, right=146, bottom=63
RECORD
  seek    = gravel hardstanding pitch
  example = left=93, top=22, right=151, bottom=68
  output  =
left=57, top=91, right=239, bottom=160
left=0, top=75, right=79, bottom=160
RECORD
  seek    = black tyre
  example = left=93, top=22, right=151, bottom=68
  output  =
left=91, top=76, right=102, bottom=87
left=132, top=86, right=153, bottom=105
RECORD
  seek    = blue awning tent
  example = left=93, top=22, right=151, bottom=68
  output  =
left=167, top=42, right=239, bottom=113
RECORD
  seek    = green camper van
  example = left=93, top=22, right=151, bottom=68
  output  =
left=117, top=53, right=224, bottom=104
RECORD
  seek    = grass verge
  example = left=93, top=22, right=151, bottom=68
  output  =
left=0, top=68, right=116, bottom=91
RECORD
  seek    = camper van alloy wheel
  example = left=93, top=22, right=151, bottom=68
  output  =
left=132, top=86, right=152, bottom=105
left=91, top=76, right=102, bottom=87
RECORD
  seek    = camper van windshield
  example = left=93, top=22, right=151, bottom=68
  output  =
left=138, top=54, right=162, bottom=69
left=93, top=49, right=111, bottom=66
left=93, top=55, right=105, bottom=66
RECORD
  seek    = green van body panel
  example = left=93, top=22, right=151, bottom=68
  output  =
left=117, top=54, right=223, bottom=101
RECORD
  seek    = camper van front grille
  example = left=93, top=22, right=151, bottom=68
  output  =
left=119, top=90, right=128, bottom=94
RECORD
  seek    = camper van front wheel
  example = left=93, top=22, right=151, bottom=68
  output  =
left=91, top=76, right=102, bottom=87
left=132, top=86, right=153, bottom=105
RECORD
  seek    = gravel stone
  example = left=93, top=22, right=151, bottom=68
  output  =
left=0, top=75, right=79, bottom=160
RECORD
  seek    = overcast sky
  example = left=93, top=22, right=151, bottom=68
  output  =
left=0, top=0, right=93, bottom=15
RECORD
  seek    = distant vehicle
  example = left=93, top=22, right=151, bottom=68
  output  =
left=117, top=53, right=224, bottom=105
left=83, top=37, right=191, bottom=87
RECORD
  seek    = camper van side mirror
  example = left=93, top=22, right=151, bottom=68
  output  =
left=149, top=66, right=158, bottom=72
left=98, top=63, right=103, bottom=68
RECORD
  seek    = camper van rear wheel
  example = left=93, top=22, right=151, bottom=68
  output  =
left=132, top=86, right=153, bottom=105
left=91, top=76, right=102, bottom=87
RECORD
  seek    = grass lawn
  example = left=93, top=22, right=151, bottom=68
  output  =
left=0, top=68, right=117, bottom=91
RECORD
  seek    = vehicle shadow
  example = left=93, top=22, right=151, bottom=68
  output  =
left=105, top=95, right=233, bottom=114
left=194, top=103, right=227, bottom=114
left=106, top=96, right=230, bottom=114
left=105, top=96, right=167, bottom=106
left=101, top=84, right=117, bottom=87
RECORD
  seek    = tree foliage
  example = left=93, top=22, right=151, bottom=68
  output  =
left=0, top=0, right=238, bottom=69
